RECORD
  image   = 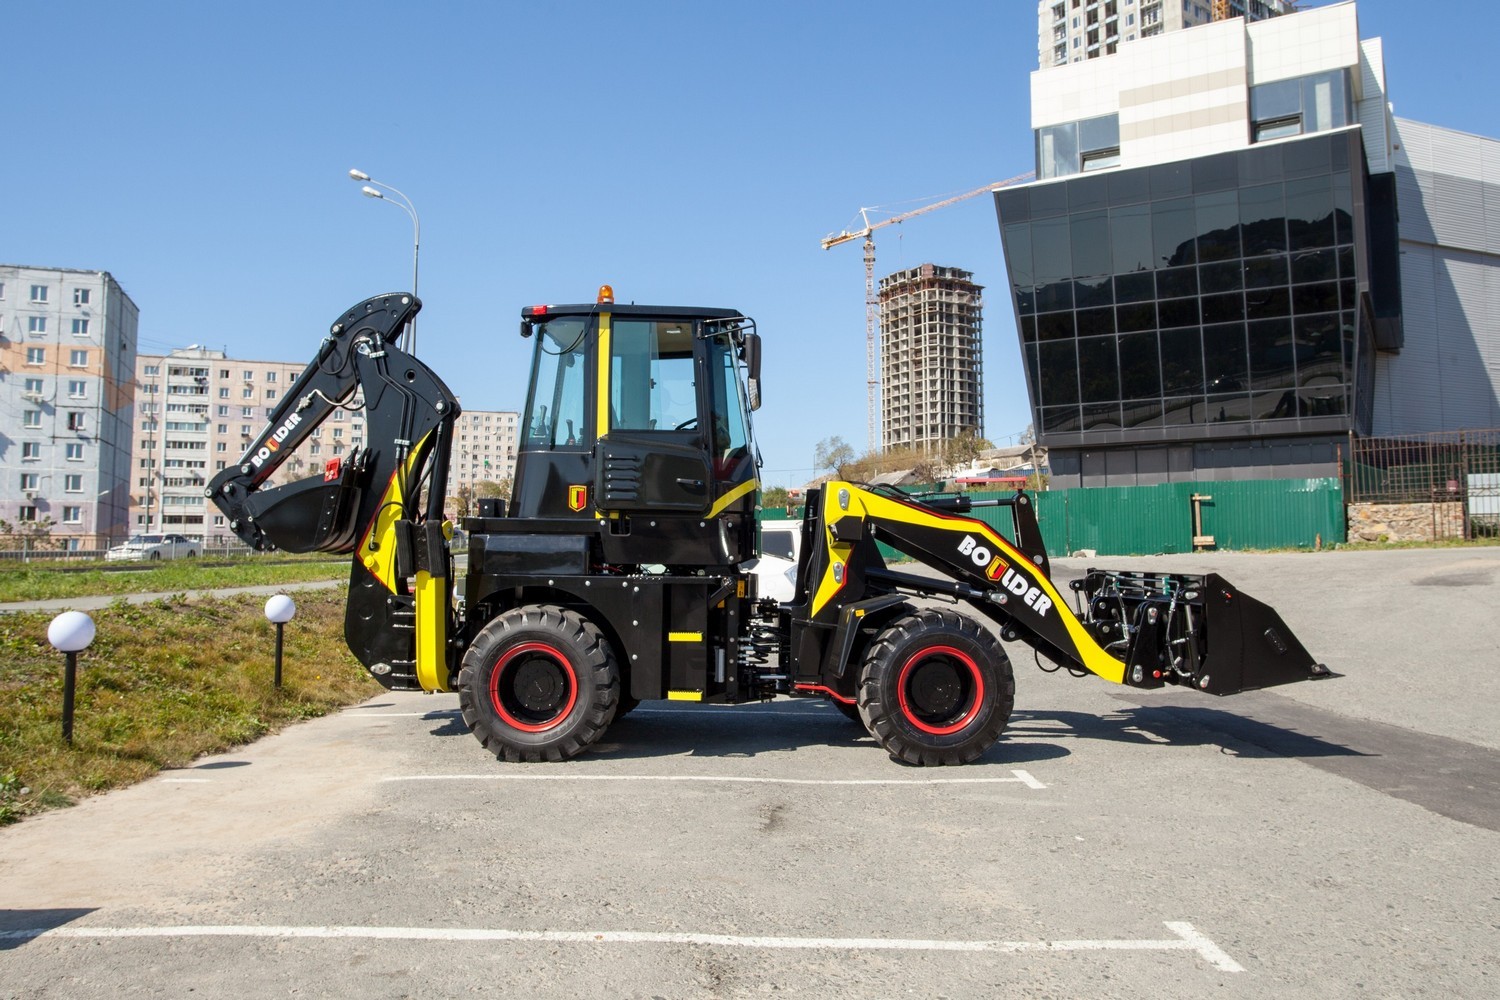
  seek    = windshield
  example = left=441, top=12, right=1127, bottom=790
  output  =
left=522, top=317, right=592, bottom=450
left=128, top=534, right=164, bottom=544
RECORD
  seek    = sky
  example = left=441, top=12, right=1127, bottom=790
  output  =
left=5, top=1, right=1497, bottom=489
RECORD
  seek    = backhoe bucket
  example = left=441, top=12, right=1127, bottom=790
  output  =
left=243, top=455, right=367, bottom=554
left=1074, top=570, right=1329, bottom=696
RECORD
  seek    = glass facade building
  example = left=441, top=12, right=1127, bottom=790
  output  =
left=996, top=129, right=1395, bottom=478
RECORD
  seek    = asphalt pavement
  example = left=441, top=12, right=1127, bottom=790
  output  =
left=1, top=547, right=1496, bottom=998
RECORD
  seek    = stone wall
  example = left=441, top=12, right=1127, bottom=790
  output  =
left=1347, top=501, right=1467, bottom=542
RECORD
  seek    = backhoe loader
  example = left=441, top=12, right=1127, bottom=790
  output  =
left=208, top=289, right=1327, bottom=765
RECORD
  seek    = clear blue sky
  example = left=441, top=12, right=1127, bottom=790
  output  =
left=5, top=1, right=1495, bottom=488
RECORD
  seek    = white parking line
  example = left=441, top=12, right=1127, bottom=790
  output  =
left=381, top=770, right=1046, bottom=788
left=158, top=778, right=212, bottom=784
left=0, top=921, right=1241, bottom=971
left=343, top=711, right=461, bottom=717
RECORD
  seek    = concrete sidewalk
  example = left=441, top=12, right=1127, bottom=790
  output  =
left=0, top=577, right=344, bottom=614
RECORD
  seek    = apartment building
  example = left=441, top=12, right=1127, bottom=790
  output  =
left=878, top=264, right=985, bottom=452
left=132, top=350, right=367, bottom=544
left=450, top=408, right=520, bottom=492
left=1, top=265, right=138, bottom=549
left=1039, top=0, right=1293, bottom=69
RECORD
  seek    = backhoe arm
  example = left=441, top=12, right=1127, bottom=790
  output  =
left=207, top=292, right=462, bottom=692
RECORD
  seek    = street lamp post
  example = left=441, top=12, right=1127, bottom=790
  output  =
left=349, top=169, right=420, bottom=353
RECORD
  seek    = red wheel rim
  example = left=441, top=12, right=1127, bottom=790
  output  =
left=489, top=641, right=579, bottom=733
left=896, top=644, right=984, bottom=736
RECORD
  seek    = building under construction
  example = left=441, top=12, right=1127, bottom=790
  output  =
left=878, top=264, right=984, bottom=452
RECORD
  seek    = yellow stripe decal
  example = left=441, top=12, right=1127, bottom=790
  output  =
left=707, top=477, right=759, bottom=518
left=595, top=311, right=612, bottom=441
left=668, top=690, right=704, bottom=702
left=413, top=568, right=449, bottom=693
left=668, top=632, right=703, bottom=643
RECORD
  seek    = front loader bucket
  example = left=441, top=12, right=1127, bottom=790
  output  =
left=1074, top=569, right=1329, bottom=696
left=1194, top=573, right=1328, bottom=695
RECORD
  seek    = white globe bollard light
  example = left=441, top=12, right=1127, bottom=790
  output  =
left=264, top=595, right=296, bottom=689
left=47, top=611, right=96, bottom=744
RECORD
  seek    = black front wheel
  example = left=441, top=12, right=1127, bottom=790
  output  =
left=458, top=605, right=620, bottom=762
left=858, top=609, right=1014, bottom=766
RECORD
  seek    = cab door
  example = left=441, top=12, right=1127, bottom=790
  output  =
left=593, top=315, right=711, bottom=513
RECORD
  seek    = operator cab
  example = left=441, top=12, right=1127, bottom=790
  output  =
left=512, top=287, right=762, bottom=569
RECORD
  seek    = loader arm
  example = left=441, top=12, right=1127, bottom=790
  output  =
left=207, top=293, right=462, bottom=692
left=794, top=481, right=1326, bottom=697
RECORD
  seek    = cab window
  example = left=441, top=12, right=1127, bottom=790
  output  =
left=523, top=317, right=590, bottom=448
left=610, top=320, right=697, bottom=431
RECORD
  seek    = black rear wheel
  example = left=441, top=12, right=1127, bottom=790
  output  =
left=458, top=605, right=620, bottom=762
left=858, top=609, right=1014, bottom=765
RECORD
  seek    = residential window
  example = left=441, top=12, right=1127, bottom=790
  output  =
left=74, top=288, right=91, bottom=305
left=241, top=407, right=253, bottom=417
left=242, top=387, right=254, bottom=398
left=66, top=443, right=84, bottom=461
left=67, top=412, right=86, bottom=431
left=0, top=282, right=5, bottom=299
left=72, top=318, right=90, bottom=335
left=219, top=369, right=230, bottom=379
left=70, top=349, right=89, bottom=367
left=265, top=388, right=277, bottom=400
left=29, top=316, right=46, bottom=334
left=219, top=387, right=230, bottom=398
left=22, top=442, right=41, bottom=460
left=63, top=506, right=82, bottom=524
left=20, top=473, right=39, bottom=491
left=30, top=285, right=48, bottom=303
left=216, top=442, right=228, bottom=452
left=68, top=380, right=87, bottom=398
left=65, top=474, right=83, bottom=492
left=266, top=371, right=277, bottom=383
left=242, top=370, right=253, bottom=381
left=18, top=507, right=38, bottom=522
left=23, top=410, right=42, bottom=429
left=23, top=377, right=44, bottom=395
left=218, top=405, right=229, bottom=416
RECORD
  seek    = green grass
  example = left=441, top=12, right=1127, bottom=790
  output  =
left=0, top=589, right=379, bottom=825
left=0, top=555, right=348, bottom=603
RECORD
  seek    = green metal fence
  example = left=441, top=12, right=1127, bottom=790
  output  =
left=762, top=478, right=1345, bottom=557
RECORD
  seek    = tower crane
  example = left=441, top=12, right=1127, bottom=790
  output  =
left=820, top=171, right=1034, bottom=451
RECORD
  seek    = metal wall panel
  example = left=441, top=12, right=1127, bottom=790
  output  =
left=1437, top=252, right=1500, bottom=429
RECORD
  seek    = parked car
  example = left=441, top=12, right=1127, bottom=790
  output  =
left=105, top=533, right=202, bottom=562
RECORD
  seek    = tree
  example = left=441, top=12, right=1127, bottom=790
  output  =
left=0, top=515, right=59, bottom=554
left=942, top=430, right=993, bottom=471
left=476, top=478, right=512, bottom=501
left=762, top=485, right=792, bottom=510
left=814, top=437, right=856, bottom=479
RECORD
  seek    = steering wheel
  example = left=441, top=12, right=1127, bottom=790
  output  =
left=674, top=418, right=698, bottom=431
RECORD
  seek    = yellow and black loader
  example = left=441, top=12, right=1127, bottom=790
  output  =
left=210, top=289, right=1328, bottom=766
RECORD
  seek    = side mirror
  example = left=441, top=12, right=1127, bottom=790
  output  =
left=742, top=332, right=762, bottom=411
left=520, top=320, right=534, bottom=338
